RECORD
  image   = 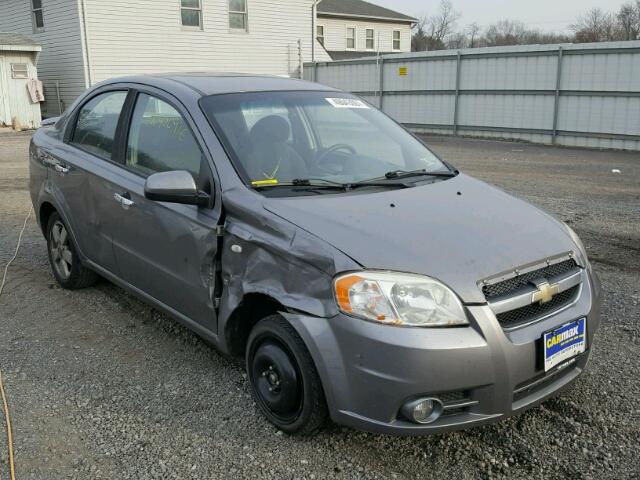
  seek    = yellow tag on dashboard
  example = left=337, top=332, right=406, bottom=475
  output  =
left=251, top=179, right=279, bottom=187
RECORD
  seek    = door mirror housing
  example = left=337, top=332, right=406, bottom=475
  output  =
left=144, top=170, right=210, bottom=207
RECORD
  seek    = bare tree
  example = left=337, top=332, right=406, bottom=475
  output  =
left=571, top=8, right=618, bottom=42
left=466, top=22, right=481, bottom=48
left=484, top=20, right=528, bottom=46
left=411, top=0, right=461, bottom=51
left=411, top=17, right=428, bottom=51
left=411, top=0, right=638, bottom=53
left=446, top=32, right=468, bottom=49
left=617, top=1, right=640, bottom=40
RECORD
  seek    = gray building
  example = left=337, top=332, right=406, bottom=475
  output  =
left=0, top=32, right=42, bottom=128
left=0, top=0, right=330, bottom=116
left=316, top=0, right=416, bottom=60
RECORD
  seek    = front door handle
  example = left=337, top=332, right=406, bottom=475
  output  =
left=114, top=192, right=135, bottom=210
left=54, top=163, right=70, bottom=174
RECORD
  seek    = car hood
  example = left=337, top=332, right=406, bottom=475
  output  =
left=263, top=174, right=578, bottom=304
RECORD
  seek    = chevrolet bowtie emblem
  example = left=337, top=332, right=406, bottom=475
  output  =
left=531, top=281, right=560, bottom=304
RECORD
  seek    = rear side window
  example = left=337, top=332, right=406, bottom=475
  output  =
left=126, top=93, right=203, bottom=178
left=71, top=91, right=127, bottom=160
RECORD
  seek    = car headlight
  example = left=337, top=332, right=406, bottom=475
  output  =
left=334, top=271, right=468, bottom=327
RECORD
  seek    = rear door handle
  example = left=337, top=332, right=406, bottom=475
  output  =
left=114, top=192, right=135, bottom=210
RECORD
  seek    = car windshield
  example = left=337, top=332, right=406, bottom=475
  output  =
left=200, top=91, right=450, bottom=190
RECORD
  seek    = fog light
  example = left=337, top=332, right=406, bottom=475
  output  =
left=401, top=398, right=443, bottom=424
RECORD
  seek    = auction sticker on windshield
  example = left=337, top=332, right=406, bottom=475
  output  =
left=326, top=98, right=370, bottom=109
left=543, top=318, right=586, bottom=371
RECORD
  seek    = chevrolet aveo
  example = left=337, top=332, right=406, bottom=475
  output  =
left=30, top=74, right=602, bottom=436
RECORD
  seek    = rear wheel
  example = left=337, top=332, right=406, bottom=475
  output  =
left=246, top=314, right=328, bottom=435
left=46, top=212, right=98, bottom=289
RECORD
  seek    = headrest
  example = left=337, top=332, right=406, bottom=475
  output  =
left=250, top=115, right=290, bottom=144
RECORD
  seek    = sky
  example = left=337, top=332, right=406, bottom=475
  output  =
left=372, top=0, right=626, bottom=32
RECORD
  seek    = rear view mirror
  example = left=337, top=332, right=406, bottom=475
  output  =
left=144, top=170, right=210, bottom=207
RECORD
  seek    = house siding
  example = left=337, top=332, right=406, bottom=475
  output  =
left=0, top=0, right=88, bottom=116
left=84, top=0, right=321, bottom=83
left=317, top=16, right=411, bottom=54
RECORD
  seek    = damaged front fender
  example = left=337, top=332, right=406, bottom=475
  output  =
left=216, top=187, right=360, bottom=353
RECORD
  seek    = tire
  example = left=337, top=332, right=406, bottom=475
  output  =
left=246, top=314, right=328, bottom=435
left=46, top=212, right=98, bottom=289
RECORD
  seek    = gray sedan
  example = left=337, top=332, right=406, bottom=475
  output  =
left=29, top=73, right=602, bottom=436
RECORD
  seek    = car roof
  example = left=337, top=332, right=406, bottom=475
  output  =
left=103, top=72, right=339, bottom=96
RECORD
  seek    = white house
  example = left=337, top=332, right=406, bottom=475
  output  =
left=316, top=0, right=416, bottom=60
left=0, top=32, right=42, bottom=128
left=0, top=0, right=330, bottom=117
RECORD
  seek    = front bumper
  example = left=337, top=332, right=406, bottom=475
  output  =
left=285, top=270, right=602, bottom=436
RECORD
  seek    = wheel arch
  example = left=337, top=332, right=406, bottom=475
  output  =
left=223, top=292, right=287, bottom=358
left=38, top=201, right=57, bottom=235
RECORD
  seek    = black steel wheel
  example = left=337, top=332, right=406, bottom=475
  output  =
left=246, top=314, right=328, bottom=435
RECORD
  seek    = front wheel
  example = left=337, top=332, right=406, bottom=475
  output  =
left=246, top=315, right=328, bottom=435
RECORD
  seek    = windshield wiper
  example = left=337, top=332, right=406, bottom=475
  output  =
left=294, top=178, right=410, bottom=190
left=383, top=169, right=458, bottom=180
left=252, top=179, right=347, bottom=191
left=254, top=178, right=409, bottom=191
left=345, top=169, right=456, bottom=189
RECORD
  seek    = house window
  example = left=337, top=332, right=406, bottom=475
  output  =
left=31, top=0, right=44, bottom=32
left=346, top=27, right=356, bottom=50
left=229, top=0, right=248, bottom=31
left=11, top=64, right=29, bottom=79
left=180, top=0, right=202, bottom=28
left=316, top=25, right=324, bottom=46
left=393, top=30, right=401, bottom=50
left=366, top=28, right=375, bottom=50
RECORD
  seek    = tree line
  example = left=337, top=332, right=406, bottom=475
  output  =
left=411, top=0, right=640, bottom=51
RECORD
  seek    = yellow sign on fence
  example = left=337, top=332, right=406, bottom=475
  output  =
left=398, top=66, right=408, bottom=76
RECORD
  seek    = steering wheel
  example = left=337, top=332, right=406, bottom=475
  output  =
left=315, top=144, right=357, bottom=170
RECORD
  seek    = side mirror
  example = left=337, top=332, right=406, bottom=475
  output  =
left=144, top=170, right=210, bottom=207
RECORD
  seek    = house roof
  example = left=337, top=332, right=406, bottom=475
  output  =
left=317, top=0, right=417, bottom=23
left=0, top=32, right=41, bottom=52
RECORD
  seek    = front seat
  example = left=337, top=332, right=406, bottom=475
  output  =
left=247, top=115, right=306, bottom=181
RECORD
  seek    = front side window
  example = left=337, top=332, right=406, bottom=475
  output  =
left=393, top=30, right=401, bottom=50
left=201, top=91, right=448, bottom=193
left=11, top=64, right=29, bottom=79
left=181, top=0, right=202, bottom=28
left=31, top=0, right=44, bottom=32
left=316, top=25, right=324, bottom=45
left=71, top=91, right=127, bottom=160
left=126, top=94, right=203, bottom=178
left=229, top=0, right=248, bottom=31
left=346, top=27, right=356, bottom=50
left=366, top=28, right=375, bottom=50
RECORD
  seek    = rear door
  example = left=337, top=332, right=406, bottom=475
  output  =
left=104, top=89, right=221, bottom=330
left=54, top=89, right=129, bottom=273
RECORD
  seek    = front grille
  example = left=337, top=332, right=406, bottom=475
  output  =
left=482, top=259, right=577, bottom=300
left=496, top=285, right=580, bottom=328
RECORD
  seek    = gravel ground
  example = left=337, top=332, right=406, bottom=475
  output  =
left=0, top=131, right=639, bottom=480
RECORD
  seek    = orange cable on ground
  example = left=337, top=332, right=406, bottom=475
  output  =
left=0, top=207, right=30, bottom=480
left=0, top=369, right=16, bottom=480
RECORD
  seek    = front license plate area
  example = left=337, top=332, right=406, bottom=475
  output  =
left=543, top=318, right=586, bottom=372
